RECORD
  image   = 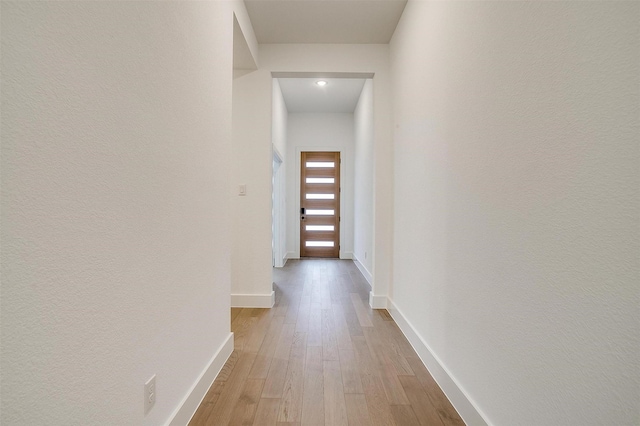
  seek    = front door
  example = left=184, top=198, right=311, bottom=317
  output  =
left=300, top=152, right=340, bottom=258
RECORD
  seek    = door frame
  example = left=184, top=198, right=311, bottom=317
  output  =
left=295, top=146, right=346, bottom=259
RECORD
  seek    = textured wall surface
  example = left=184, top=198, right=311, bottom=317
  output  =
left=1, top=2, right=236, bottom=424
left=231, top=69, right=274, bottom=298
left=390, top=1, right=639, bottom=425
left=272, top=80, right=288, bottom=160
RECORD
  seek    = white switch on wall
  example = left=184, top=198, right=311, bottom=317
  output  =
left=239, top=184, right=246, bottom=196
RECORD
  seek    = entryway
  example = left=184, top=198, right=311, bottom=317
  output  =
left=300, top=151, right=341, bottom=258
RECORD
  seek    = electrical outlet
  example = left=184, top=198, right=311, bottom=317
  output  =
left=144, top=375, right=156, bottom=415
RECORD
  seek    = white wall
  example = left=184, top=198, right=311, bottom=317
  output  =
left=231, top=69, right=274, bottom=307
left=272, top=80, right=288, bottom=158
left=353, top=80, right=374, bottom=282
left=272, top=79, right=288, bottom=267
left=260, top=44, right=393, bottom=304
left=286, top=113, right=355, bottom=258
left=1, top=1, right=248, bottom=424
left=389, top=2, right=639, bottom=425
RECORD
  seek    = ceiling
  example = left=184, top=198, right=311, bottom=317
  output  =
left=245, top=0, right=408, bottom=44
left=278, top=78, right=366, bottom=113
left=247, top=1, right=401, bottom=112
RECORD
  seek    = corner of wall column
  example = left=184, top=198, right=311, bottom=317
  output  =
left=369, top=291, right=388, bottom=309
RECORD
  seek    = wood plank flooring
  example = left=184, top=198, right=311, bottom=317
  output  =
left=190, top=259, right=464, bottom=426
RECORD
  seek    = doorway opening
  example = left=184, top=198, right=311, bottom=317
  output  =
left=271, top=73, right=374, bottom=269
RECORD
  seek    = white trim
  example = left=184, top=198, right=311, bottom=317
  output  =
left=289, top=251, right=300, bottom=260
left=353, top=256, right=372, bottom=287
left=387, top=299, right=490, bottom=426
left=166, top=333, right=234, bottom=426
left=231, top=291, right=275, bottom=308
left=369, top=293, right=388, bottom=309
left=341, top=251, right=354, bottom=260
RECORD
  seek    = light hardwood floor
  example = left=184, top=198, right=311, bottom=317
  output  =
left=190, top=259, right=464, bottom=426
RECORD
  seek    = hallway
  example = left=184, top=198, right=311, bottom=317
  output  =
left=190, top=259, right=463, bottom=425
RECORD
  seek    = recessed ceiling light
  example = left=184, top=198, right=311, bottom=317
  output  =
left=316, top=80, right=328, bottom=87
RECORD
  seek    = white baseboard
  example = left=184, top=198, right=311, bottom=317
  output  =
left=276, top=251, right=294, bottom=268
left=167, top=332, right=234, bottom=426
left=369, top=292, right=388, bottom=309
left=341, top=251, right=354, bottom=260
left=352, top=256, right=372, bottom=287
left=387, top=299, right=489, bottom=426
left=285, top=251, right=297, bottom=261
left=231, top=291, right=275, bottom=308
